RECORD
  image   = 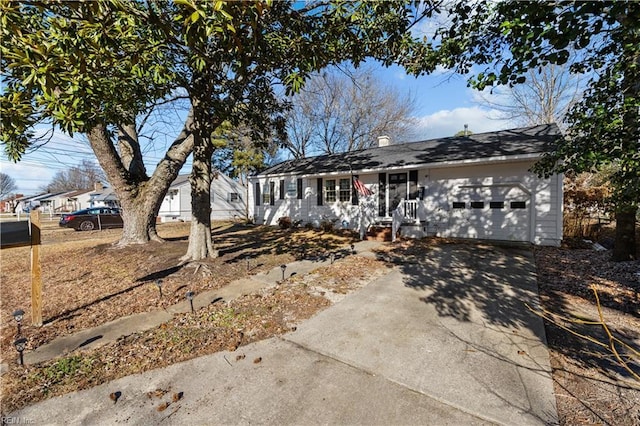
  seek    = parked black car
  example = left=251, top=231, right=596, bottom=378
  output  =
left=59, top=207, right=123, bottom=231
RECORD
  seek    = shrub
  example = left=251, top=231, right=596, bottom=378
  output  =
left=277, top=216, right=292, bottom=229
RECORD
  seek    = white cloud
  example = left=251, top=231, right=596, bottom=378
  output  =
left=410, top=106, right=514, bottom=140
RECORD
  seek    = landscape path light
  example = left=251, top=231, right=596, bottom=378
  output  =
left=14, top=337, right=27, bottom=366
left=155, top=280, right=163, bottom=298
left=351, top=243, right=355, bottom=255
left=280, top=264, right=287, bottom=282
left=12, top=309, right=24, bottom=335
left=330, top=252, right=335, bottom=264
left=186, top=291, right=195, bottom=313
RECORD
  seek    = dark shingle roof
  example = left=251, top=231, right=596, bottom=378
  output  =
left=258, top=124, right=561, bottom=177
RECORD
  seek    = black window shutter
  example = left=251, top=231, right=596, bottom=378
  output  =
left=297, top=178, right=303, bottom=200
left=317, top=178, right=323, bottom=206
left=255, top=182, right=261, bottom=206
left=378, top=173, right=386, bottom=216
left=270, top=181, right=275, bottom=205
left=409, top=170, right=418, bottom=200
left=351, top=175, right=358, bottom=205
left=279, top=179, right=285, bottom=200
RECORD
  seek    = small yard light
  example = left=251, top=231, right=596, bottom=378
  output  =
left=186, top=291, right=195, bottom=313
left=155, top=280, right=163, bottom=298
left=12, top=309, right=24, bottom=335
left=280, top=264, right=287, bottom=282
left=14, top=337, right=27, bottom=366
left=350, top=243, right=355, bottom=255
left=330, top=252, right=335, bottom=264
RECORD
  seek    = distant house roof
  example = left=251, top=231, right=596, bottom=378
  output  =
left=257, top=124, right=561, bottom=177
left=91, top=187, right=118, bottom=202
left=169, top=174, right=191, bottom=188
left=65, top=189, right=92, bottom=198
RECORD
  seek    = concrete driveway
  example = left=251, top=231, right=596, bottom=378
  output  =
left=9, top=242, right=557, bottom=425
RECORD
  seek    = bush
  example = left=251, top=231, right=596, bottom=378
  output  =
left=277, top=216, right=292, bottom=229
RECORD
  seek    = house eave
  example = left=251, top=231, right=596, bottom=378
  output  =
left=252, top=153, right=542, bottom=180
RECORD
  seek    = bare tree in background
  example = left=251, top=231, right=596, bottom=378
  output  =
left=43, top=159, right=106, bottom=192
left=284, top=67, right=417, bottom=158
left=0, top=173, right=17, bottom=198
left=479, top=63, right=583, bottom=129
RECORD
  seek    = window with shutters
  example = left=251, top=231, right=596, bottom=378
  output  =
left=262, top=182, right=271, bottom=205
left=339, top=178, right=351, bottom=202
left=324, top=179, right=336, bottom=202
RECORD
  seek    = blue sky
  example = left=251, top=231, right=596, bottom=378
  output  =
left=1, top=64, right=514, bottom=196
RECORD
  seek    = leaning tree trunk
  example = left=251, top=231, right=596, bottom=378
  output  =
left=87, top=111, right=195, bottom=246
left=181, top=134, right=217, bottom=261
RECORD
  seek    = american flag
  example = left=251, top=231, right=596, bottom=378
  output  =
left=353, top=176, right=373, bottom=196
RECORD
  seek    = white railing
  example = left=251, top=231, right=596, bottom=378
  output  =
left=402, top=199, right=419, bottom=221
left=391, top=199, right=420, bottom=242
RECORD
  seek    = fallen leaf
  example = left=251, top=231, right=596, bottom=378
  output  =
left=157, top=402, right=170, bottom=412
left=172, top=392, right=183, bottom=402
left=253, top=357, right=262, bottom=364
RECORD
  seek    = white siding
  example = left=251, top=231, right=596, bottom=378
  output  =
left=251, top=160, right=562, bottom=246
left=158, top=174, right=247, bottom=222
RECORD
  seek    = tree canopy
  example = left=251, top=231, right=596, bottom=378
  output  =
left=0, top=172, right=17, bottom=198
left=1, top=0, right=442, bottom=260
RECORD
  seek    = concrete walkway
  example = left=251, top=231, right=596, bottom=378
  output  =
left=8, top=241, right=557, bottom=425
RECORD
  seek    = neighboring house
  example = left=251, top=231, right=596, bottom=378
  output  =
left=59, top=189, right=93, bottom=212
left=15, top=192, right=63, bottom=214
left=158, top=172, right=247, bottom=222
left=250, top=124, right=564, bottom=246
left=0, top=194, right=23, bottom=213
left=89, top=186, right=120, bottom=208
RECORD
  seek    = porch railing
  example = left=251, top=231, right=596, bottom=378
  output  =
left=401, top=199, right=419, bottom=221
left=392, top=199, right=420, bottom=242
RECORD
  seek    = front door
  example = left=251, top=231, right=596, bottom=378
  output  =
left=388, top=173, right=407, bottom=215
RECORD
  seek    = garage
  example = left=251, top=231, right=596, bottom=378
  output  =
left=446, top=184, right=531, bottom=242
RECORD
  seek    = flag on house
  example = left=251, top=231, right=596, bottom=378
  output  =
left=353, top=176, right=373, bottom=197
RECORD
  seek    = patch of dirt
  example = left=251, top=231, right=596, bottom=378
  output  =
left=535, top=245, right=640, bottom=426
left=0, top=220, right=387, bottom=414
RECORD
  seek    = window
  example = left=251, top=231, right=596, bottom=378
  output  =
left=470, top=201, right=484, bottom=209
left=339, top=178, right=351, bottom=202
left=325, top=179, right=336, bottom=202
left=279, top=180, right=285, bottom=200
left=510, top=201, right=526, bottom=209
left=255, top=182, right=261, bottom=206
left=229, top=193, right=240, bottom=202
left=262, top=182, right=271, bottom=205
left=452, top=202, right=466, bottom=209
left=287, top=182, right=297, bottom=197
left=490, top=201, right=504, bottom=209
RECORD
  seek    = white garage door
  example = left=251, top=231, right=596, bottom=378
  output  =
left=446, top=185, right=530, bottom=242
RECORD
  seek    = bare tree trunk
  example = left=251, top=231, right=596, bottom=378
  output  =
left=613, top=205, right=637, bottom=261
left=181, top=133, right=217, bottom=261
